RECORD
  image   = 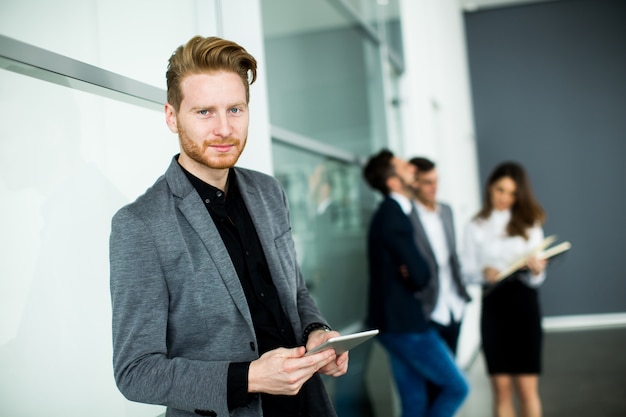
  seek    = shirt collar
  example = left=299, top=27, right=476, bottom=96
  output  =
left=179, top=165, right=238, bottom=217
left=415, top=199, right=440, bottom=215
left=389, top=192, right=413, bottom=215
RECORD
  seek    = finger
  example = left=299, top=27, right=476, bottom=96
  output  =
left=336, top=351, right=349, bottom=365
left=325, top=360, right=349, bottom=377
left=306, top=349, right=337, bottom=370
left=281, top=346, right=307, bottom=358
left=293, top=346, right=307, bottom=357
left=306, top=330, right=339, bottom=350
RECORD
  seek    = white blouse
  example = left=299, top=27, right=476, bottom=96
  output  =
left=461, top=209, right=546, bottom=288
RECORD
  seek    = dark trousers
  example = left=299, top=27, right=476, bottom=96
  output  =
left=432, top=319, right=462, bottom=355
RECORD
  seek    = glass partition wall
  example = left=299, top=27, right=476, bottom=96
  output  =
left=261, top=1, right=403, bottom=414
left=262, top=0, right=403, bottom=332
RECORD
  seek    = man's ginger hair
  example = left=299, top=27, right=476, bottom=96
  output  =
left=166, top=36, right=257, bottom=111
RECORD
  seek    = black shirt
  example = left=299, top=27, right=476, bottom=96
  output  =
left=182, top=165, right=307, bottom=416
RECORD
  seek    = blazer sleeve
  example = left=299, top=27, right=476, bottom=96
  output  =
left=110, top=207, right=232, bottom=416
left=377, top=202, right=430, bottom=291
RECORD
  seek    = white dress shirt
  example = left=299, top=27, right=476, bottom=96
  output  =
left=389, top=192, right=413, bottom=216
left=462, top=209, right=546, bottom=288
left=415, top=201, right=466, bottom=325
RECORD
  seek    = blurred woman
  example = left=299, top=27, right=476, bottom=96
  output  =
left=462, top=162, right=547, bottom=417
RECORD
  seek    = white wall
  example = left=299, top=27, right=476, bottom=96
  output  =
left=0, top=1, right=269, bottom=415
left=398, top=0, right=482, bottom=368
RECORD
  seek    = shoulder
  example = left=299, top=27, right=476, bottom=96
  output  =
left=115, top=155, right=192, bottom=219
left=233, top=167, right=290, bottom=214
left=376, top=197, right=403, bottom=215
left=438, top=202, right=453, bottom=216
left=235, top=166, right=279, bottom=183
left=113, top=175, right=170, bottom=221
left=527, top=222, right=545, bottom=242
left=234, top=167, right=282, bottom=190
left=371, top=197, right=408, bottom=228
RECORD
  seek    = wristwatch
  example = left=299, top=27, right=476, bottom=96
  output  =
left=302, top=322, right=332, bottom=345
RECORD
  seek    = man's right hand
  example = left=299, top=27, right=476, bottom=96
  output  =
left=247, top=346, right=336, bottom=396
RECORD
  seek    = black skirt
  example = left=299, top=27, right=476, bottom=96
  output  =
left=481, top=274, right=543, bottom=374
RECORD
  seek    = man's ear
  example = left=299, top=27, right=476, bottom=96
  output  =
left=386, top=176, right=398, bottom=193
left=164, top=103, right=179, bottom=133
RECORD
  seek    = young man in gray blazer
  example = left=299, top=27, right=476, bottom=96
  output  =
left=409, top=157, right=471, bottom=355
left=109, top=36, right=348, bottom=417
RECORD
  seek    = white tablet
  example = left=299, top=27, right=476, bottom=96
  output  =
left=305, top=329, right=379, bottom=356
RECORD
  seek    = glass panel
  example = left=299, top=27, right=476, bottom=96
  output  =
left=344, top=0, right=404, bottom=65
left=381, top=0, right=403, bottom=62
left=262, top=0, right=387, bottom=157
left=272, top=143, right=374, bottom=330
left=381, top=58, right=405, bottom=153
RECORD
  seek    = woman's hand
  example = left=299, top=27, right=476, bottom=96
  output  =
left=483, top=266, right=500, bottom=283
left=526, top=255, right=548, bottom=276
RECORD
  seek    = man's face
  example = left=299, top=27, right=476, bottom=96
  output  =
left=165, top=71, right=249, bottom=172
left=390, top=157, right=417, bottom=194
left=415, top=168, right=438, bottom=206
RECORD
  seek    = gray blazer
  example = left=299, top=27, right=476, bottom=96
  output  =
left=110, top=157, right=336, bottom=417
left=410, top=203, right=471, bottom=317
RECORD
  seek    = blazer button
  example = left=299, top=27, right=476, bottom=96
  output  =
left=250, top=341, right=256, bottom=351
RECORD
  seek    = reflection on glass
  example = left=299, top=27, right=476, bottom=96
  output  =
left=272, top=143, right=372, bottom=330
left=273, top=141, right=380, bottom=416
left=343, top=0, right=404, bottom=64
left=262, top=0, right=390, bottom=157
left=262, top=2, right=403, bottom=413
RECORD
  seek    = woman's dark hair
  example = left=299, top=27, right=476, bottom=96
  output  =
left=476, top=161, right=546, bottom=239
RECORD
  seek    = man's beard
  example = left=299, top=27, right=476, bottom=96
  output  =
left=179, top=125, right=246, bottom=169
left=398, top=176, right=417, bottom=196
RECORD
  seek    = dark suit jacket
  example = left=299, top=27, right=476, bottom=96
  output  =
left=410, top=202, right=471, bottom=318
left=110, top=157, right=336, bottom=417
left=366, top=196, right=431, bottom=333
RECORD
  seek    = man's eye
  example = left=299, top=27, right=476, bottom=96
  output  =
left=230, top=108, right=240, bottom=114
left=198, top=110, right=209, bottom=116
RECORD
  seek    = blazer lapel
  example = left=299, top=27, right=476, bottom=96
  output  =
left=440, top=207, right=457, bottom=255
left=166, top=159, right=253, bottom=326
left=410, top=206, right=437, bottom=266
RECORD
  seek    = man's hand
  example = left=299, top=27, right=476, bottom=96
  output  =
left=248, top=346, right=336, bottom=396
left=306, top=329, right=349, bottom=378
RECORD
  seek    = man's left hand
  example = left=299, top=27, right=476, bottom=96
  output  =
left=305, top=329, right=349, bottom=377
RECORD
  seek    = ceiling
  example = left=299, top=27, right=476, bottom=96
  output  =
left=261, top=0, right=554, bottom=38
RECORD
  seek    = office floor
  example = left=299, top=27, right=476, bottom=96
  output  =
left=457, top=326, right=626, bottom=417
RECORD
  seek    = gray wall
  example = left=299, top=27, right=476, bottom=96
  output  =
left=464, top=0, right=626, bottom=316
